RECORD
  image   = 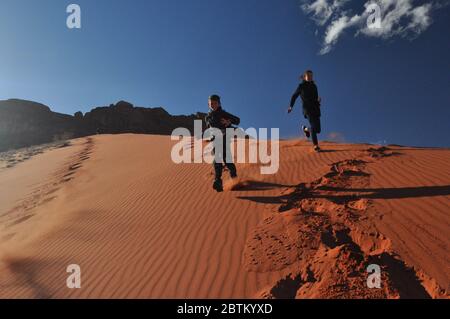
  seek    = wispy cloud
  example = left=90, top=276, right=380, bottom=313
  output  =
left=301, top=0, right=350, bottom=26
left=321, top=13, right=361, bottom=54
left=300, top=0, right=449, bottom=54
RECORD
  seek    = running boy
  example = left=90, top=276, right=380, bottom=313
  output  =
left=288, top=70, right=322, bottom=152
left=205, top=94, right=240, bottom=192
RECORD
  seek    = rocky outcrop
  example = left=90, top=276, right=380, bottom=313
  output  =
left=0, top=99, right=78, bottom=152
left=0, top=99, right=206, bottom=152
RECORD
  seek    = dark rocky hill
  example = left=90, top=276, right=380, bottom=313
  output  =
left=0, top=99, right=206, bottom=152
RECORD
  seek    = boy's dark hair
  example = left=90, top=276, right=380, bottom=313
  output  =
left=300, top=70, right=313, bottom=80
left=209, top=94, right=221, bottom=102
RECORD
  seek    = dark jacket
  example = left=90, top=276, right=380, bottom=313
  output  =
left=290, top=80, right=321, bottom=118
left=205, top=107, right=240, bottom=131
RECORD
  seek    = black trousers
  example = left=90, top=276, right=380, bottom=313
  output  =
left=306, top=115, right=321, bottom=146
left=213, top=139, right=236, bottom=180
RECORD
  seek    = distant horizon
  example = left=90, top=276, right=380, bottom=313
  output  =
left=2, top=96, right=449, bottom=149
left=0, top=97, right=202, bottom=116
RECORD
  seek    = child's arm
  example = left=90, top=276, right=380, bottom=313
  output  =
left=222, top=110, right=240, bottom=126
left=288, top=83, right=302, bottom=113
left=315, top=85, right=321, bottom=106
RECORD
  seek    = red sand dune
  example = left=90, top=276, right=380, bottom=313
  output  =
left=0, top=134, right=448, bottom=298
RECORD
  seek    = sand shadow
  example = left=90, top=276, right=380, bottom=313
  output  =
left=386, top=148, right=424, bottom=152
left=318, top=185, right=450, bottom=200
left=3, top=256, right=60, bottom=298
left=283, top=145, right=354, bottom=153
left=316, top=149, right=341, bottom=153
left=237, top=194, right=293, bottom=205
left=233, top=181, right=295, bottom=192
left=238, top=185, right=450, bottom=205
left=371, top=253, right=431, bottom=299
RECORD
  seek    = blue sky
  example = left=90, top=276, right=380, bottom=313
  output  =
left=0, top=0, right=449, bottom=147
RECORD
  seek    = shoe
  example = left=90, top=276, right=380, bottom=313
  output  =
left=302, top=125, right=311, bottom=138
left=213, top=179, right=223, bottom=192
left=314, top=145, right=321, bottom=152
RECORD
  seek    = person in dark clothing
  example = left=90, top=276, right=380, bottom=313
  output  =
left=205, top=94, right=240, bottom=192
left=288, top=70, right=322, bottom=152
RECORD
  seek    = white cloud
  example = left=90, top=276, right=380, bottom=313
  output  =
left=358, top=0, right=433, bottom=39
left=321, top=14, right=362, bottom=54
left=404, top=4, right=433, bottom=35
left=301, top=0, right=350, bottom=26
left=300, top=0, right=445, bottom=54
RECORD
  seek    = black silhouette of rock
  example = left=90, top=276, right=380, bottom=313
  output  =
left=74, top=111, right=83, bottom=120
left=0, top=99, right=206, bottom=152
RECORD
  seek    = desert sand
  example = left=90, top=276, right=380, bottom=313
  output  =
left=0, top=134, right=448, bottom=298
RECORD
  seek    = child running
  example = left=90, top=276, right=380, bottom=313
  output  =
left=205, top=94, right=240, bottom=192
left=288, top=70, right=322, bottom=152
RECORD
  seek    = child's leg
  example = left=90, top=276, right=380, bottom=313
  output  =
left=311, top=129, right=318, bottom=146
left=308, top=116, right=321, bottom=146
left=213, top=144, right=224, bottom=180
left=315, top=117, right=321, bottom=134
left=302, top=125, right=311, bottom=138
left=214, top=161, right=223, bottom=180
left=212, top=161, right=224, bottom=192
left=212, top=143, right=225, bottom=192
left=223, top=139, right=237, bottom=177
left=225, top=163, right=237, bottom=178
